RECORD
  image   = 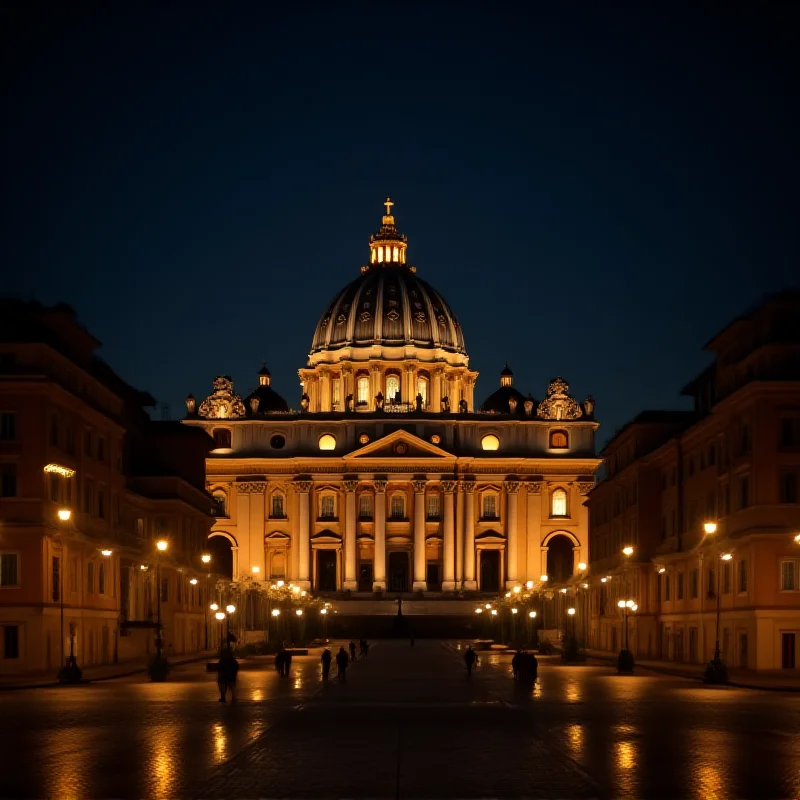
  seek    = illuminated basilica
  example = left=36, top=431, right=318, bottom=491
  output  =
left=183, top=201, right=601, bottom=603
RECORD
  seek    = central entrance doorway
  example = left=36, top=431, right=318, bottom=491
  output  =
left=389, top=551, right=409, bottom=592
left=316, top=550, right=337, bottom=592
left=480, top=550, right=500, bottom=593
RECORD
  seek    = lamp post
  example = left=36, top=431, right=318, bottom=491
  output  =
left=57, top=508, right=71, bottom=671
left=155, top=540, right=168, bottom=661
left=702, top=520, right=731, bottom=683
left=225, top=604, right=236, bottom=652
left=201, top=554, right=211, bottom=650
left=528, top=610, right=537, bottom=647
left=617, top=546, right=635, bottom=672
left=567, top=607, right=576, bottom=641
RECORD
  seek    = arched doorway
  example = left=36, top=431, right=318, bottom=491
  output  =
left=208, top=533, right=235, bottom=579
left=546, top=534, right=575, bottom=582
left=480, top=551, right=500, bottom=593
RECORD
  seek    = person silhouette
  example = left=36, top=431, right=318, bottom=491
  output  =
left=464, top=645, right=477, bottom=676
left=336, top=646, right=350, bottom=682
left=321, top=648, right=332, bottom=680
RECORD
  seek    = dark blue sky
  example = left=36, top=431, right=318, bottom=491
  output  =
left=2, top=2, right=797, bottom=444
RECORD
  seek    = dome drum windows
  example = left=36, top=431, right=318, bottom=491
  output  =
left=551, top=488, right=569, bottom=518
left=385, top=374, right=401, bottom=404
left=549, top=430, right=569, bottom=449
left=356, top=376, right=370, bottom=406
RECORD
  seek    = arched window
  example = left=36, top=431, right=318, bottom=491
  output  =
left=386, top=375, right=400, bottom=403
left=390, top=494, right=405, bottom=519
left=377, top=246, right=384, bottom=262
left=271, top=492, right=285, bottom=518
left=416, top=377, right=429, bottom=408
left=320, top=494, right=336, bottom=519
left=212, top=489, right=227, bottom=517
left=212, top=429, right=232, bottom=449
left=551, top=488, right=568, bottom=517
left=549, top=430, right=568, bottom=449
left=482, top=493, right=498, bottom=519
left=357, top=376, right=370, bottom=405
left=359, top=493, right=373, bottom=520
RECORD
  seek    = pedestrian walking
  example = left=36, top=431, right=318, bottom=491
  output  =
left=321, top=648, right=332, bottom=680
left=464, top=645, right=477, bottom=677
left=349, top=640, right=357, bottom=661
left=511, top=649, right=522, bottom=680
left=284, top=649, right=293, bottom=677
left=275, top=647, right=286, bottom=677
left=336, top=646, right=350, bottom=682
left=359, top=639, right=367, bottom=658
left=217, top=650, right=239, bottom=703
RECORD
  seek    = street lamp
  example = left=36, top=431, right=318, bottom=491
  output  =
left=201, top=553, right=212, bottom=649
left=57, top=509, right=71, bottom=672
left=155, top=540, right=168, bottom=661
left=567, top=607, right=576, bottom=641
left=714, top=553, right=733, bottom=661
left=578, top=562, right=587, bottom=571
left=100, top=549, right=112, bottom=557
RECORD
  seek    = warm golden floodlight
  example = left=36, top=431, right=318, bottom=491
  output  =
left=156, top=540, right=168, bottom=552
left=704, top=522, right=718, bottom=535
left=57, top=508, right=72, bottom=521
left=622, top=546, right=634, bottom=556
left=201, top=554, right=211, bottom=564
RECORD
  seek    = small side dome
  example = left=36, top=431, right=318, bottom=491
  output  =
left=479, top=364, right=529, bottom=415
left=245, top=364, right=289, bottom=413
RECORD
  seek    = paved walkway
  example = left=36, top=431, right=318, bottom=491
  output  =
left=195, top=641, right=600, bottom=798
left=585, top=648, right=800, bottom=691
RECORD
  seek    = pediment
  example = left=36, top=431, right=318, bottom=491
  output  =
left=475, top=529, right=506, bottom=541
left=345, top=429, right=454, bottom=460
left=311, top=529, right=342, bottom=541
left=265, top=530, right=291, bottom=541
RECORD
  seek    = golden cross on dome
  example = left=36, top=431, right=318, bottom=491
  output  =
left=384, top=197, right=394, bottom=215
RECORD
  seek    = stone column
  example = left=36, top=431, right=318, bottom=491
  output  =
left=320, top=369, right=331, bottom=412
left=373, top=479, right=387, bottom=590
left=455, top=483, right=465, bottom=588
left=506, top=479, right=520, bottom=588
left=371, top=365, right=381, bottom=411
left=432, top=368, right=443, bottom=412
left=576, top=481, right=594, bottom=571
left=343, top=480, right=358, bottom=590
left=412, top=480, right=427, bottom=590
left=295, top=480, right=312, bottom=589
left=462, top=481, right=476, bottom=590
left=526, top=481, right=543, bottom=580
left=441, top=480, right=456, bottom=590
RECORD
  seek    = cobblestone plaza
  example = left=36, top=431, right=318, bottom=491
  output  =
left=1, top=641, right=798, bottom=799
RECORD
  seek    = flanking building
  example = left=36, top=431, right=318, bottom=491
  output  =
left=586, top=290, right=800, bottom=671
left=0, top=300, right=214, bottom=675
left=183, top=201, right=601, bottom=628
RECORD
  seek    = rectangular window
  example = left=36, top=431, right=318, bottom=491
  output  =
left=738, top=559, right=748, bottom=593
left=160, top=578, right=169, bottom=603
left=84, top=480, right=94, bottom=515
left=665, top=575, right=671, bottom=601
left=359, top=494, right=373, bottom=520
left=390, top=495, right=405, bottom=519
left=0, top=553, right=20, bottom=586
left=98, top=563, right=105, bottom=595
left=70, top=556, right=78, bottom=592
left=483, top=495, right=497, bottom=519
left=426, top=493, right=440, bottom=520
left=320, top=495, right=335, bottom=519
left=97, top=437, right=105, bottom=462
left=707, top=567, right=715, bottom=598
left=271, top=493, right=284, bottom=518
left=66, top=425, right=76, bottom=456
left=49, top=473, right=60, bottom=503
left=98, top=490, right=106, bottom=520
left=176, top=577, right=182, bottom=603
left=690, top=568, right=699, bottom=599
left=780, top=418, right=800, bottom=448
left=3, top=625, right=19, bottom=659
left=84, top=430, right=93, bottom=458
left=677, top=572, right=684, bottom=600
left=740, top=476, right=749, bottom=509
left=0, top=463, right=17, bottom=498
left=87, top=562, right=94, bottom=594
left=780, top=560, right=797, bottom=591
left=0, top=413, right=15, bottom=442
left=49, top=415, right=60, bottom=447
left=52, top=556, right=60, bottom=602
left=722, top=562, right=731, bottom=594
left=780, top=472, right=798, bottom=504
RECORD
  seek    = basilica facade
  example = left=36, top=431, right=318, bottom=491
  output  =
left=183, top=201, right=601, bottom=600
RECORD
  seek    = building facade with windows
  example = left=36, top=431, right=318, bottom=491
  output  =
left=183, top=201, right=601, bottom=613
left=0, top=300, right=214, bottom=675
left=585, top=291, right=800, bottom=671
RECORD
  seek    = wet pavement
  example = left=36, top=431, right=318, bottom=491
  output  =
left=1, top=640, right=799, bottom=798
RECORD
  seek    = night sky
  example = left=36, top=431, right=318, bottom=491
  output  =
left=2, top=2, right=797, bottom=444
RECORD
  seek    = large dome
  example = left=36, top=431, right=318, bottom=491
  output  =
left=310, top=266, right=466, bottom=355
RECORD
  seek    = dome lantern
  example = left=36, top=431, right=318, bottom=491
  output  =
left=500, top=363, right=514, bottom=387
left=367, top=197, right=409, bottom=269
left=258, top=364, right=271, bottom=387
